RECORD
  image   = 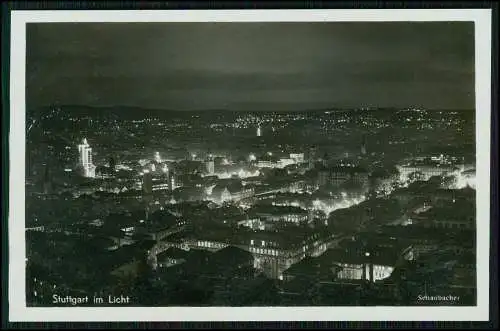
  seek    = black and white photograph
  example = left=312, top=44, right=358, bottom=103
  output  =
left=6, top=8, right=493, bottom=322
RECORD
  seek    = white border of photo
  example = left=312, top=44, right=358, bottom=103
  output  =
left=9, top=9, right=492, bottom=322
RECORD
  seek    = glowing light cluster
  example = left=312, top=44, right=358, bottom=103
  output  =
left=312, top=195, right=367, bottom=216
left=116, top=164, right=132, bottom=171
left=215, top=169, right=260, bottom=179
left=449, top=170, right=476, bottom=189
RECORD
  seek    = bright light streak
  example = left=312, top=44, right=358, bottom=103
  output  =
left=312, top=194, right=367, bottom=216
left=216, top=169, right=260, bottom=179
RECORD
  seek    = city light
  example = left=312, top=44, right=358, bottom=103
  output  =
left=155, top=151, right=161, bottom=163
left=311, top=195, right=367, bottom=216
left=215, top=169, right=260, bottom=179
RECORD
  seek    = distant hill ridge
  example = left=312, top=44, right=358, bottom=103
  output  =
left=27, top=104, right=474, bottom=120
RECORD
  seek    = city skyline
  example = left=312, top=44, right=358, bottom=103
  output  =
left=26, top=22, right=475, bottom=112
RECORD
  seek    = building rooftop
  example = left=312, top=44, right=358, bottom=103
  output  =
left=249, top=204, right=308, bottom=216
left=283, top=256, right=342, bottom=279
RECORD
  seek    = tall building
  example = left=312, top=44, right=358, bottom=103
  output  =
left=77, top=138, right=96, bottom=178
left=256, top=124, right=262, bottom=137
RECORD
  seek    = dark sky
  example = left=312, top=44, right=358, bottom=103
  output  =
left=26, top=22, right=475, bottom=111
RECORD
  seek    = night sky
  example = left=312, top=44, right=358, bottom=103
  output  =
left=26, top=22, right=475, bottom=111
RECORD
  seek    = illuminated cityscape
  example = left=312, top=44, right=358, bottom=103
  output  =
left=25, top=21, right=476, bottom=307
left=25, top=106, right=477, bottom=306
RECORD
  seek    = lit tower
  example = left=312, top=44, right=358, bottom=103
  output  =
left=256, top=124, right=262, bottom=137
left=77, top=138, right=96, bottom=178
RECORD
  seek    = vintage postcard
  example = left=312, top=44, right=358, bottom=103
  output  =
left=7, top=8, right=492, bottom=322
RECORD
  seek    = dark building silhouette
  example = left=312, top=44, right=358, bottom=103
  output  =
left=142, top=171, right=153, bottom=195
left=109, top=156, right=116, bottom=172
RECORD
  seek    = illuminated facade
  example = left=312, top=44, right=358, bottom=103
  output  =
left=255, top=211, right=309, bottom=225
left=336, top=262, right=394, bottom=282
left=205, top=159, right=215, bottom=175
left=289, top=153, right=305, bottom=163
left=77, top=138, right=96, bottom=178
left=243, top=232, right=332, bottom=279
left=257, top=160, right=273, bottom=168
left=397, top=164, right=456, bottom=182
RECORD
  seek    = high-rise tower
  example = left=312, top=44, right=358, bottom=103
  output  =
left=77, top=138, right=96, bottom=178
